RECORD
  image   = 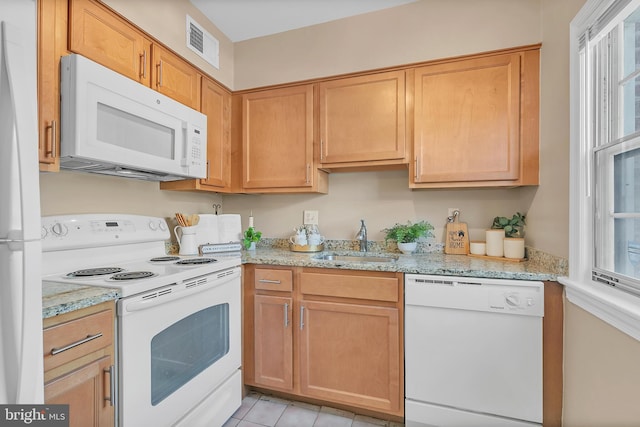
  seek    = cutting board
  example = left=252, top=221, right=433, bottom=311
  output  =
left=444, top=212, right=469, bottom=254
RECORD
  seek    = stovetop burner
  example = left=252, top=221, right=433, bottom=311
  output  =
left=110, top=271, right=156, bottom=281
left=176, top=258, right=217, bottom=265
left=66, top=267, right=124, bottom=278
left=149, top=256, right=180, bottom=262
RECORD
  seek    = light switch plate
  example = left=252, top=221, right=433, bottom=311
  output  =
left=303, top=210, right=319, bottom=225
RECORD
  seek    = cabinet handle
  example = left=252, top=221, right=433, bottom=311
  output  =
left=50, top=333, right=103, bottom=355
left=414, top=157, right=418, bottom=181
left=156, top=60, right=163, bottom=87
left=320, top=139, right=324, bottom=161
left=140, top=49, right=147, bottom=79
left=45, top=120, right=56, bottom=157
left=104, top=365, right=115, bottom=406
left=284, top=303, right=289, bottom=327
left=305, top=163, right=310, bottom=184
left=206, top=160, right=210, bottom=181
left=258, top=279, right=281, bottom=284
left=300, top=306, right=305, bottom=330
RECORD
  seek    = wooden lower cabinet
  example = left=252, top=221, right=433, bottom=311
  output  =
left=43, top=302, right=115, bottom=427
left=244, top=265, right=403, bottom=418
left=299, top=300, right=401, bottom=413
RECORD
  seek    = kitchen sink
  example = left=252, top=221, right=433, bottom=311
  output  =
left=314, top=253, right=398, bottom=263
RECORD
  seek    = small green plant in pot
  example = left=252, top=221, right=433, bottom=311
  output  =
left=382, top=220, right=434, bottom=254
left=491, top=212, right=526, bottom=238
left=243, top=227, right=262, bottom=250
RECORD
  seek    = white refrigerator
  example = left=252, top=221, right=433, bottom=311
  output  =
left=0, top=0, right=44, bottom=404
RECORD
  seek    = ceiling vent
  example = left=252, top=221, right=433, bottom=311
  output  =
left=186, top=15, right=219, bottom=69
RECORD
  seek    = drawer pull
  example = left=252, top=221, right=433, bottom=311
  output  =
left=104, top=365, right=115, bottom=406
left=50, top=333, right=103, bottom=356
left=258, top=279, right=281, bottom=284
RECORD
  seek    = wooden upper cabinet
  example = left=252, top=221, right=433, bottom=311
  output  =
left=410, top=48, right=539, bottom=188
left=38, top=0, right=67, bottom=171
left=243, top=85, right=328, bottom=193
left=69, top=0, right=151, bottom=86
left=319, top=71, right=407, bottom=168
left=151, top=44, right=201, bottom=110
left=200, top=77, right=231, bottom=188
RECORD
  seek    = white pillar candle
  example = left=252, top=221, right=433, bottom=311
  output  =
left=504, top=238, right=525, bottom=259
left=470, top=241, right=486, bottom=255
left=249, top=212, right=254, bottom=228
left=485, top=229, right=505, bottom=257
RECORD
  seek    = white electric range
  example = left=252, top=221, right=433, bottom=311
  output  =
left=41, top=214, right=243, bottom=427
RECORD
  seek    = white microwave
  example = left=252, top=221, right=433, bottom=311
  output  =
left=59, top=54, right=207, bottom=181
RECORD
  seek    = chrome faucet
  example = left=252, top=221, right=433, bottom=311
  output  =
left=356, top=219, right=368, bottom=252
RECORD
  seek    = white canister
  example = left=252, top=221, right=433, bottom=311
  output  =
left=469, top=241, right=486, bottom=255
left=485, top=229, right=505, bottom=257
left=504, top=238, right=525, bottom=259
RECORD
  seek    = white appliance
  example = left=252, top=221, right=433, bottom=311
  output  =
left=0, top=0, right=44, bottom=405
left=405, top=274, right=544, bottom=427
left=41, top=214, right=243, bottom=426
left=59, top=54, right=207, bottom=182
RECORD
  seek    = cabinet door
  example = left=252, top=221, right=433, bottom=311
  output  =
left=69, top=0, right=151, bottom=86
left=45, top=356, right=114, bottom=427
left=254, top=295, right=293, bottom=391
left=200, top=77, right=232, bottom=188
left=413, top=53, right=521, bottom=185
left=151, top=44, right=201, bottom=110
left=319, top=71, right=406, bottom=166
left=243, top=85, right=315, bottom=189
left=299, top=300, right=401, bottom=413
left=38, top=0, right=67, bottom=170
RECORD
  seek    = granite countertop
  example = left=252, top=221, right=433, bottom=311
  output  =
left=241, top=247, right=562, bottom=282
left=42, top=281, right=120, bottom=319
left=42, top=244, right=563, bottom=319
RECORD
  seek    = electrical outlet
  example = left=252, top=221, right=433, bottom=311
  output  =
left=448, top=208, right=460, bottom=218
left=303, top=210, right=319, bottom=225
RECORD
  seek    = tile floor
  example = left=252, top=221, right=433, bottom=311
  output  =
left=223, top=392, right=404, bottom=427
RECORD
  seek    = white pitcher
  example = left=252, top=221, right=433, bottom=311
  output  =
left=174, top=225, right=199, bottom=255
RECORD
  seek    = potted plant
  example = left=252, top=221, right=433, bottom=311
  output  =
left=382, top=220, right=434, bottom=254
left=243, top=227, right=262, bottom=250
left=491, top=212, right=526, bottom=238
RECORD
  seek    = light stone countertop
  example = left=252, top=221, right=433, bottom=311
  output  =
left=42, top=281, right=120, bottom=319
left=42, top=244, right=562, bottom=319
left=241, top=247, right=561, bottom=281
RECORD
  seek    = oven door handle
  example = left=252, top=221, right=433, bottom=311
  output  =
left=122, top=269, right=241, bottom=312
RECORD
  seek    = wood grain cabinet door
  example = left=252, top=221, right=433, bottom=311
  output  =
left=254, top=294, right=294, bottom=391
left=151, top=44, right=201, bottom=110
left=200, top=77, right=232, bottom=188
left=298, top=300, right=401, bottom=414
left=413, top=53, right=521, bottom=185
left=319, top=71, right=406, bottom=166
left=68, top=0, right=151, bottom=86
left=242, top=85, right=315, bottom=189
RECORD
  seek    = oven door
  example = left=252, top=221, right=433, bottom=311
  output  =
left=116, top=267, right=241, bottom=427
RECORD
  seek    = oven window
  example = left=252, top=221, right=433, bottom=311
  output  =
left=150, top=304, right=229, bottom=405
left=97, top=103, right=175, bottom=159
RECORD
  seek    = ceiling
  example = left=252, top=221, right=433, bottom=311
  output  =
left=190, top=0, right=418, bottom=42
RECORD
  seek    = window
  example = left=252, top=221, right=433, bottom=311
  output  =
left=565, top=0, right=640, bottom=340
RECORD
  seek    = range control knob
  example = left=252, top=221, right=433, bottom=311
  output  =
left=148, top=221, right=158, bottom=231
left=51, top=222, right=68, bottom=236
left=41, top=226, right=48, bottom=239
left=158, top=221, right=167, bottom=231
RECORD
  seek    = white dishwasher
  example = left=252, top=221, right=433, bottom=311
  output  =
left=405, top=274, right=544, bottom=427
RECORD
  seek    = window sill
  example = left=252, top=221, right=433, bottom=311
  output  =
left=559, top=276, right=640, bottom=342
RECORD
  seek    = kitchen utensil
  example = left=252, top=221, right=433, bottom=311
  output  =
left=174, top=225, right=199, bottom=255
left=444, top=210, right=469, bottom=254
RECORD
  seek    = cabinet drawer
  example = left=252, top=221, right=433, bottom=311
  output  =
left=300, top=272, right=399, bottom=302
left=44, top=309, right=113, bottom=372
left=255, top=268, right=293, bottom=292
